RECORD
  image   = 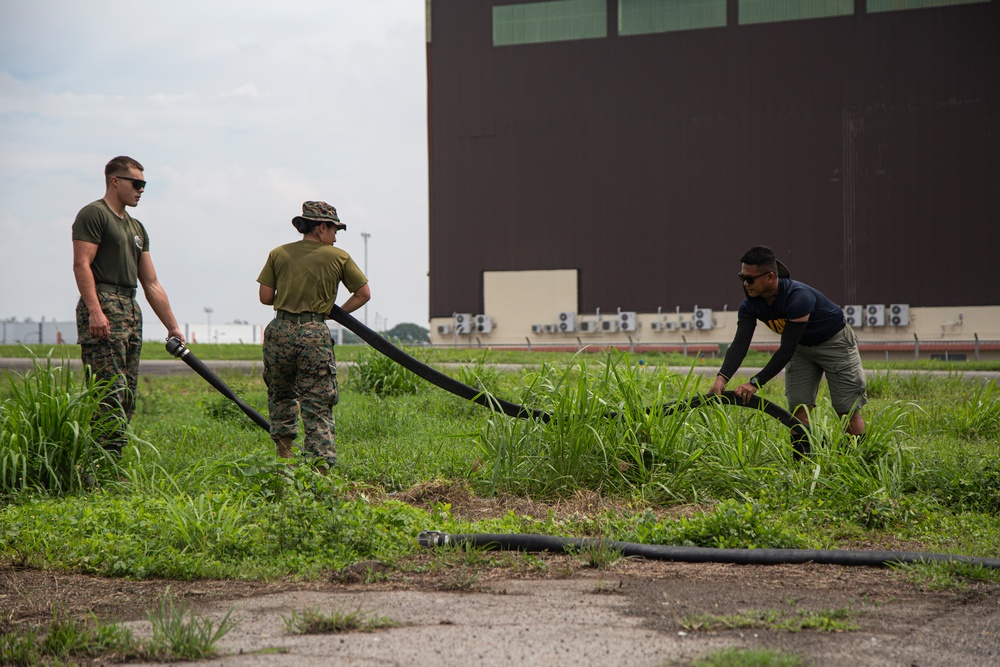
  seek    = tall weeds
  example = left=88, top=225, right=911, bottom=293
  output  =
left=0, top=357, right=119, bottom=494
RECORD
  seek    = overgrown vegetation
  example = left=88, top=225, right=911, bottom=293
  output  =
left=1, top=348, right=1000, bottom=652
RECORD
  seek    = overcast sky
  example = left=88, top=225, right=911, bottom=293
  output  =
left=0, top=1, right=428, bottom=336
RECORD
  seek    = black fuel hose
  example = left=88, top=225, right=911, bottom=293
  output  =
left=417, top=530, right=1000, bottom=569
left=165, top=337, right=272, bottom=432
left=328, top=306, right=805, bottom=432
left=328, top=306, right=550, bottom=422
left=165, top=310, right=804, bottom=436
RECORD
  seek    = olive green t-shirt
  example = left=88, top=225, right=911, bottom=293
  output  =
left=71, top=199, right=150, bottom=288
left=257, top=240, right=368, bottom=315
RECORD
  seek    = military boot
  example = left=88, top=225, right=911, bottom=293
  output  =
left=275, top=437, right=294, bottom=459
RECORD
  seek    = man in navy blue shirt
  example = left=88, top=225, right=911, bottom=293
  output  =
left=709, top=245, right=867, bottom=455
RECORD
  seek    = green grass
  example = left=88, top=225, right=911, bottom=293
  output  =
left=1, top=350, right=1000, bottom=589
left=0, top=355, right=120, bottom=494
left=690, top=647, right=809, bottom=667
left=0, top=590, right=233, bottom=664
left=282, top=606, right=398, bottom=634
left=680, top=606, right=859, bottom=633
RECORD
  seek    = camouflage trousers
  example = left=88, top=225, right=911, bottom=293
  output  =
left=263, top=319, right=339, bottom=465
left=76, top=294, right=143, bottom=455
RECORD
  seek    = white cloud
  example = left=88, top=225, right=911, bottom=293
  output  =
left=0, top=0, right=428, bottom=331
left=221, top=83, right=262, bottom=99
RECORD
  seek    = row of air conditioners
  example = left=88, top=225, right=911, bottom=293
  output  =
left=843, top=304, right=909, bottom=328
left=538, top=311, right=639, bottom=334
left=437, top=313, right=493, bottom=335
left=534, top=309, right=716, bottom=334
left=650, top=308, right=714, bottom=331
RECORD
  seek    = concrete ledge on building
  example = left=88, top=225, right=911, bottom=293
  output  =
left=432, top=343, right=721, bottom=357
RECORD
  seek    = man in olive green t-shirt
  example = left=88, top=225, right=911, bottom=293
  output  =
left=71, top=156, right=185, bottom=457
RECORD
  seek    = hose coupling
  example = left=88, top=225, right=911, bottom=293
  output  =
left=417, top=530, right=450, bottom=548
left=166, top=337, right=189, bottom=359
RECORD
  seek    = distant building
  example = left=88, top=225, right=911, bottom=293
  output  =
left=426, top=0, right=1000, bottom=354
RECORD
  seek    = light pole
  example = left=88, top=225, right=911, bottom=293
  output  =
left=360, top=232, right=371, bottom=326
left=204, top=307, right=213, bottom=344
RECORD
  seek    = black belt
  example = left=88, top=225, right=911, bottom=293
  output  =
left=96, top=283, right=137, bottom=298
left=276, top=310, right=326, bottom=323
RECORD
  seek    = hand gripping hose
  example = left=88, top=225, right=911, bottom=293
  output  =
left=165, top=337, right=271, bottom=432
left=417, top=531, right=1000, bottom=569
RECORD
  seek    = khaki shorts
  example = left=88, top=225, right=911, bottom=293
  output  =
left=784, top=324, right=867, bottom=414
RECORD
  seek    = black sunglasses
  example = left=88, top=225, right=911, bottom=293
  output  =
left=116, top=176, right=146, bottom=190
left=738, top=271, right=772, bottom=285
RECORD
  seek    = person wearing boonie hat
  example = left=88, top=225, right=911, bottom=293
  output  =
left=709, top=245, right=867, bottom=458
left=257, top=200, right=370, bottom=471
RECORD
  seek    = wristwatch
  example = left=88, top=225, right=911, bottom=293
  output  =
left=749, top=377, right=762, bottom=389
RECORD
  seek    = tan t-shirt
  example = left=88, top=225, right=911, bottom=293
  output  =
left=257, top=240, right=368, bottom=315
left=71, top=199, right=150, bottom=288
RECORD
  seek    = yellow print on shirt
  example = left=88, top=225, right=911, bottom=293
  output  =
left=765, top=318, right=787, bottom=335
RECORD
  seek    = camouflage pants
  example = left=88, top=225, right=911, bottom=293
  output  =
left=262, top=319, right=338, bottom=465
left=76, top=294, right=143, bottom=454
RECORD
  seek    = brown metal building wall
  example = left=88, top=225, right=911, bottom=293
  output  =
left=427, top=0, right=1000, bottom=318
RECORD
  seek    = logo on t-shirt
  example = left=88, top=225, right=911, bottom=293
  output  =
left=765, top=318, right=787, bottom=335
left=134, top=235, right=142, bottom=250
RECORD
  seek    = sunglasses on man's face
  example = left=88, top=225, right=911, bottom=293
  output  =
left=738, top=271, right=772, bottom=285
left=116, top=176, right=146, bottom=190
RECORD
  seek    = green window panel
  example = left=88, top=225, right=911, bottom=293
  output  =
left=493, top=0, right=608, bottom=46
left=868, top=0, right=990, bottom=12
left=739, top=0, right=854, bottom=25
left=619, top=0, right=727, bottom=35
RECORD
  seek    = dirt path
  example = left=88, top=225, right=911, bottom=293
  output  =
left=4, top=557, right=999, bottom=666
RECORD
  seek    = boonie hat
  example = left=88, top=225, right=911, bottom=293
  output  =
left=292, top=201, right=346, bottom=231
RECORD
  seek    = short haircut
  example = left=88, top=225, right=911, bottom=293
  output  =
left=740, top=245, right=777, bottom=273
left=105, top=156, right=144, bottom=186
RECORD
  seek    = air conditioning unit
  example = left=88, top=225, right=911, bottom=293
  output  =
left=531, top=324, right=545, bottom=334
left=866, top=304, right=886, bottom=327
left=558, top=311, right=576, bottom=333
left=843, top=305, right=863, bottom=328
left=888, top=304, right=910, bottom=327
left=601, top=319, right=619, bottom=332
left=680, top=320, right=692, bottom=330
left=665, top=321, right=679, bottom=331
left=579, top=320, right=600, bottom=333
left=650, top=321, right=668, bottom=331
left=693, top=308, right=714, bottom=330
left=544, top=324, right=557, bottom=334
left=474, top=314, right=493, bottom=333
left=454, top=313, right=473, bottom=334
left=619, top=311, right=637, bottom=332
left=436, top=324, right=451, bottom=335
